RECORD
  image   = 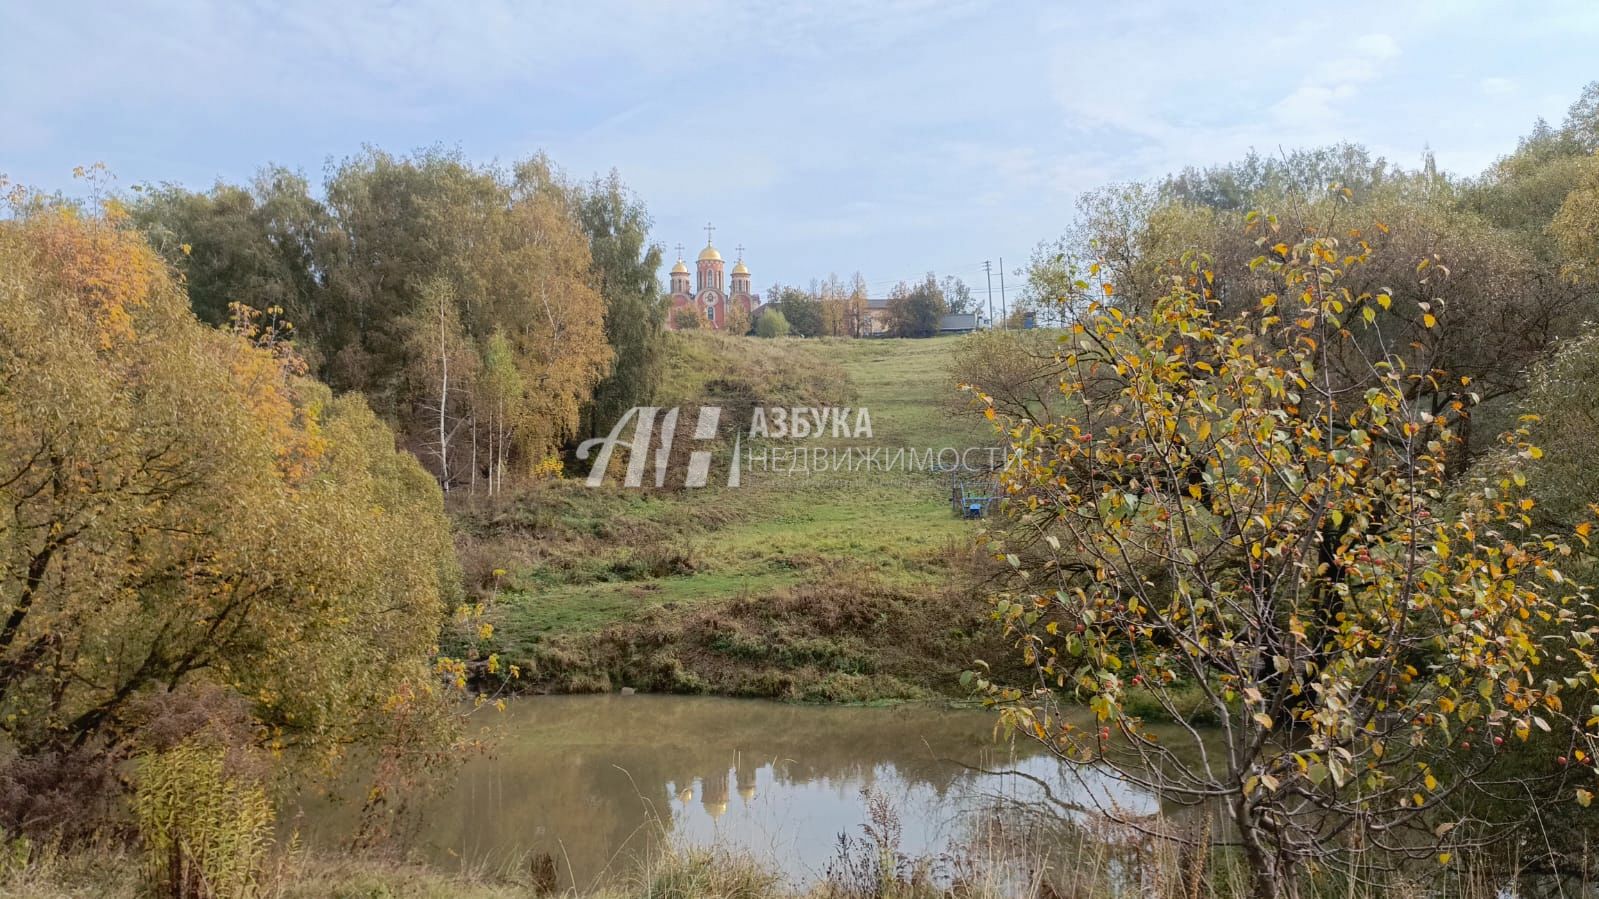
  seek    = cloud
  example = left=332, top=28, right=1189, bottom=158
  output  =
left=1269, top=33, right=1401, bottom=132
left=1352, top=33, right=1400, bottom=60
left=4, top=0, right=1597, bottom=288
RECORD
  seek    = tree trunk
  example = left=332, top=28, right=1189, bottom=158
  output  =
left=436, top=296, right=451, bottom=493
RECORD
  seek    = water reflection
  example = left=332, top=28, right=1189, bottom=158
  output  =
left=295, top=695, right=1162, bottom=889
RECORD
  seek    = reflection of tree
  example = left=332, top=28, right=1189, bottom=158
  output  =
left=294, top=696, right=1179, bottom=890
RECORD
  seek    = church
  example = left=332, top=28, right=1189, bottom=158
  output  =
left=667, top=224, right=755, bottom=332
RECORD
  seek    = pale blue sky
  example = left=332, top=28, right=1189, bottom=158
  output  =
left=3, top=1, right=1597, bottom=292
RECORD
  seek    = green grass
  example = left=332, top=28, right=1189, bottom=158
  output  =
left=454, top=332, right=1010, bottom=699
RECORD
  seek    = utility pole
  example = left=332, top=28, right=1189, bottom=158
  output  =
left=983, top=260, right=994, bottom=330
left=998, top=256, right=1009, bottom=329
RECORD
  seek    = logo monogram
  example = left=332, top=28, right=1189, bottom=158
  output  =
left=576, top=406, right=740, bottom=488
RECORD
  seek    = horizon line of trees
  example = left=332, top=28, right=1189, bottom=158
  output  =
left=128, top=148, right=666, bottom=495
left=749, top=271, right=975, bottom=338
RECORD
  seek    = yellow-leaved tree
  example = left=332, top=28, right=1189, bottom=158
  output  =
left=973, top=209, right=1599, bottom=897
left=0, top=190, right=459, bottom=769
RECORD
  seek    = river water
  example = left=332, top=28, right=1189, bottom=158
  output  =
left=292, top=694, right=1163, bottom=890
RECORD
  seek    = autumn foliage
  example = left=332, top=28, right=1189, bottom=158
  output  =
left=975, top=212, right=1599, bottom=896
left=0, top=195, right=459, bottom=767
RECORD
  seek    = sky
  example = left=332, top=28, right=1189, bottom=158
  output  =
left=4, top=0, right=1598, bottom=295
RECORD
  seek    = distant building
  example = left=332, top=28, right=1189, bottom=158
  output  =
left=666, top=226, right=755, bottom=332
left=861, top=297, right=893, bottom=336
left=938, top=313, right=978, bottom=334
left=859, top=302, right=979, bottom=337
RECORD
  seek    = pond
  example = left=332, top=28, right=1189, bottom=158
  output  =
left=292, top=694, right=1165, bottom=890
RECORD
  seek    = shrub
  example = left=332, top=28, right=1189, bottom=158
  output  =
left=672, top=307, right=704, bottom=330
left=132, top=739, right=274, bottom=899
left=754, top=309, right=790, bottom=338
left=976, top=227, right=1599, bottom=896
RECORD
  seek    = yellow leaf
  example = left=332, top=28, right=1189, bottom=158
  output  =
left=1438, top=853, right=1452, bottom=865
left=1422, top=313, right=1437, bottom=329
left=1579, top=789, right=1594, bottom=808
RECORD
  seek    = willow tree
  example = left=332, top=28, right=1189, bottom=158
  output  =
left=0, top=193, right=458, bottom=761
left=1552, top=154, right=1599, bottom=282
left=574, top=171, right=665, bottom=441
left=973, top=217, right=1599, bottom=897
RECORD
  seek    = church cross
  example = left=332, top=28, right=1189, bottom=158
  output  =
left=735, top=243, right=746, bottom=259
left=674, top=243, right=684, bottom=260
left=704, top=222, right=716, bottom=244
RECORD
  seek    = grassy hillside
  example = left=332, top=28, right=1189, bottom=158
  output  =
left=454, top=333, right=1010, bottom=700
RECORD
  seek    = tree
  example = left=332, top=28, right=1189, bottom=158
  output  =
left=672, top=306, right=705, bottom=330
left=1050, top=138, right=1596, bottom=472
left=1436, top=325, right=1599, bottom=881
left=940, top=274, right=975, bottom=315
left=0, top=195, right=460, bottom=762
left=1019, top=237, right=1092, bottom=326
left=573, top=171, right=666, bottom=442
left=754, top=308, right=791, bottom=338
left=131, top=169, right=331, bottom=345
left=1162, top=144, right=1391, bottom=212
left=817, top=272, right=850, bottom=336
left=1551, top=155, right=1599, bottom=282
left=312, top=149, right=611, bottom=486
left=494, top=156, right=614, bottom=462
left=723, top=301, right=752, bottom=336
left=973, top=229, right=1598, bottom=897
left=407, top=277, right=476, bottom=494
left=138, top=148, right=619, bottom=493
left=767, top=283, right=823, bottom=337
left=475, top=329, right=524, bottom=496
left=949, top=329, right=1067, bottom=424
left=846, top=272, right=870, bottom=337
left=885, top=274, right=945, bottom=337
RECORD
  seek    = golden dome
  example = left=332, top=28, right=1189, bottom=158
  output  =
left=732, top=260, right=749, bottom=275
left=671, top=259, right=689, bottom=274
left=698, top=244, right=723, bottom=262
